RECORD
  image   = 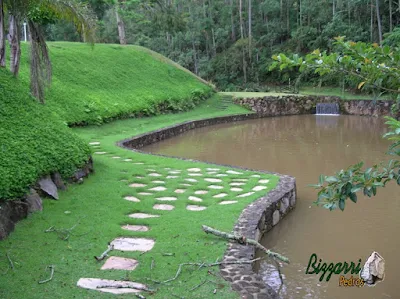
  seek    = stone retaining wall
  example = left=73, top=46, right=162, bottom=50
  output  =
left=0, top=158, right=94, bottom=240
left=234, top=95, right=397, bottom=118
left=118, top=115, right=297, bottom=299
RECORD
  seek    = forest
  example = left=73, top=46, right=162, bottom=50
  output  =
left=42, top=0, right=400, bottom=91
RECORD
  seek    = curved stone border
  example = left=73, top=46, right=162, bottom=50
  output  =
left=117, top=113, right=297, bottom=299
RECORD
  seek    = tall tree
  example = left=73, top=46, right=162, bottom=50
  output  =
left=0, top=0, right=5, bottom=67
left=115, top=1, right=126, bottom=44
left=376, top=0, right=383, bottom=44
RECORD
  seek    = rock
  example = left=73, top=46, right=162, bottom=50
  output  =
left=25, top=189, right=42, bottom=213
left=360, top=251, right=385, bottom=286
left=38, top=176, right=59, bottom=200
left=51, top=172, right=66, bottom=190
left=272, top=210, right=280, bottom=226
left=0, top=200, right=28, bottom=240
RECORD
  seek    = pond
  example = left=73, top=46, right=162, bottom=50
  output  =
left=143, top=115, right=399, bottom=299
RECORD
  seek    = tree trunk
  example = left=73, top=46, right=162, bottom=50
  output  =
left=0, top=0, right=5, bottom=67
left=389, top=0, right=393, bottom=32
left=370, top=0, right=373, bottom=42
left=332, top=0, right=335, bottom=17
left=239, top=0, right=244, bottom=39
left=248, top=0, right=252, bottom=58
left=287, top=0, right=290, bottom=33
left=115, top=5, right=126, bottom=45
left=375, top=0, right=382, bottom=45
left=230, top=0, right=236, bottom=41
left=8, top=14, right=21, bottom=76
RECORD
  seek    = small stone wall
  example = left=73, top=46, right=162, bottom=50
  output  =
left=0, top=158, right=94, bottom=240
left=234, top=95, right=397, bottom=118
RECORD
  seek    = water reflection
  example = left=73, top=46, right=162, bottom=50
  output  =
left=143, top=115, right=398, bottom=299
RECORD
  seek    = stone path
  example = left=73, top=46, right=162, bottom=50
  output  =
left=78, top=142, right=275, bottom=295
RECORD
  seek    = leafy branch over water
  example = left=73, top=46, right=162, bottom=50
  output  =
left=310, top=117, right=400, bottom=211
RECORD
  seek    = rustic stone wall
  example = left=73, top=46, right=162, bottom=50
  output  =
left=219, top=174, right=296, bottom=299
left=0, top=157, right=94, bottom=240
left=234, top=95, right=397, bottom=118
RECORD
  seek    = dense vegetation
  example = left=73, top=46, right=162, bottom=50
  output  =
left=45, top=0, right=400, bottom=91
left=16, top=42, right=213, bottom=125
left=0, top=68, right=91, bottom=200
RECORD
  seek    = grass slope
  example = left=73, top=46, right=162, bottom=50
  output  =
left=0, top=69, right=90, bottom=200
left=0, top=96, right=279, bottom=298
left=17, top=42, right=213, bottom=125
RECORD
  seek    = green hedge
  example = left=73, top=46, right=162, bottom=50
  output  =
left=0, top=69, right=91, bottom=200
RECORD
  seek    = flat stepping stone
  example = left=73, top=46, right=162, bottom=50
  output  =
left=253, top=186, right=267, bottom=191
left=124, top=196, right=140, bottom=202
left=152, top=180, right=165, bottom=184
left=149, top=186, right=167, bottom=192
left=226, top=170, right=243, bottom=175
left=122, top=225, right=149, bottom=232
left=185, top=178, right=198, bottom=182
left=138, top=192, right=152, bottom=196
left=204, top=178, right=222, bottom=183
left=259, top=179, right=270, bottom=184
left=189, top=196, right=203, bottom=202
left=89, top=142, right=100, bottom=145
left=129, top=213, right=159, bottom=219
left=195, top=190, right=208, bottom=195
left=120, top=179, right=128, bottom=182
left=129, top=183, right=146, bottom=188
left=153, top=204, right=174, bottom=211
left=237, top=192, right=255, bottom=198
left=166, top=176, right=179, bottom=179
left=187, top=168, right=201, bottom=172
left=77, top=278, right=147, bottom=294
left=112, top=156, right=121, bottom=159
left=232, top=178, right=248, bottom=182
left=188, top=173, right=202, bottom=176
left=175, top=189, right=186, bottom=194
left=149, top=173, right=162, bottom=177
left=213, top=193, right=228, bottom=198
left=207, top=168, right=220, bottom=171
left=219, top=201, right=238, bottom=205
left=180, top=183, right=192, bottom=187
left=230, top=182, right=245, bottom=186
left=101, top=256, right=139, bottom=270
left=133, top=162, right=144, bottom=165
left=231, top=187, right=243, bottom=192
left=147, top=169, right=156, bottom=171
left=156, top=197, right=177, bottom=201
left=187, top=205, right=207, bottom=211
left=94, top=152, right=107, bottom=155
left=169, top=171, right=181, bottom=174
left=111, top=237, right=155, bottom=252
left=216, top=174, right=228, bottom=177
left=135, top=176, right=144, bottom=179
left=208, top=185, right=224, bottom=189
left=251, top=174, right=261, bottom=178
left=207, top=172, right=217, bottom=175
left=123, top=159, right=133, bottom=162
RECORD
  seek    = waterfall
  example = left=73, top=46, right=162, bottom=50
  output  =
left=316, top=103, right=340, bottom=115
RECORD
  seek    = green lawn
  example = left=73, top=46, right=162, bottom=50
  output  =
left=0, top=95, right=279, bottom=298
left=16, top=42, right=213, bottom=126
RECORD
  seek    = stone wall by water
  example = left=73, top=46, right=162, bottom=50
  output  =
left=234, top=95, right=397, bottom=118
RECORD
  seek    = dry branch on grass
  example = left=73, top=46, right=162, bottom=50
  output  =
left=201, top=225, right=290, bottom=263
left=38, top=265, right=55, bottom=284
left=94, top=244, right=114, bottom=261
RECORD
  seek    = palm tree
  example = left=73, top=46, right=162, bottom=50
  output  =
left=1, top=0, right=97, bottom=102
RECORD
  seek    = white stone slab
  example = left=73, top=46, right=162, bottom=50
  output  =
left=89, top=142, right=100, bottom=146
left=204, top=178, right=222, bottom=183
left=174, top=189, right=186, bottom=194
left=208, top=185, right=224, bottom=189
left=153, top=204, right=175, bottom=211
left=187, top=168, right=201, bottom=172
left=185, top=178, right=198, bottom=182
left=213, top=193, right=228, bottom=198
left=129, top=213, right=159, bottom=219
left=101, top=256, right=139, bottom=270
left=219, top=201, right=238, bottom=205
left=226, top=170, right=242, bottom=175
left=111, top=237, right=155, bottom=252
left=230, top=182, right=245, bottom=186
left=149, top=186, right=167, bottom=192
left=77, top=278, right=146, bottom=294
left=253, top=186, right=267, bottom=191
left=188, top=196, right=203, bottom=202
left=148, top=173, right=162, bottom=177
left=186, top=205, right=207, bottom=211
left=124, top=196, right=140, bottom=202
left=167, top=176, right=179, bottom=179
left=237, top=192, right=255, bottom=198
left=94, top=152, right=107, bottom=155
left=129, top=183, right=146, bottom=188
left=156, top=197, right=177, bottom=201
left=231, top=187, right=243, bottom=192
left=259, top=179, right=270, bottom=184
left=194, top=190, right=208, bottom=195
left=122, top=225, right=149, bottom=232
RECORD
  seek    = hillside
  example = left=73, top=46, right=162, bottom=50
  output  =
left=0, top=69, right=90, bottom=200
left=17, top=42, right=214, bottom=125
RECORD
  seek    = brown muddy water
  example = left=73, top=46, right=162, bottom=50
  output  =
left=143, top=115, right=400, bottom=299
